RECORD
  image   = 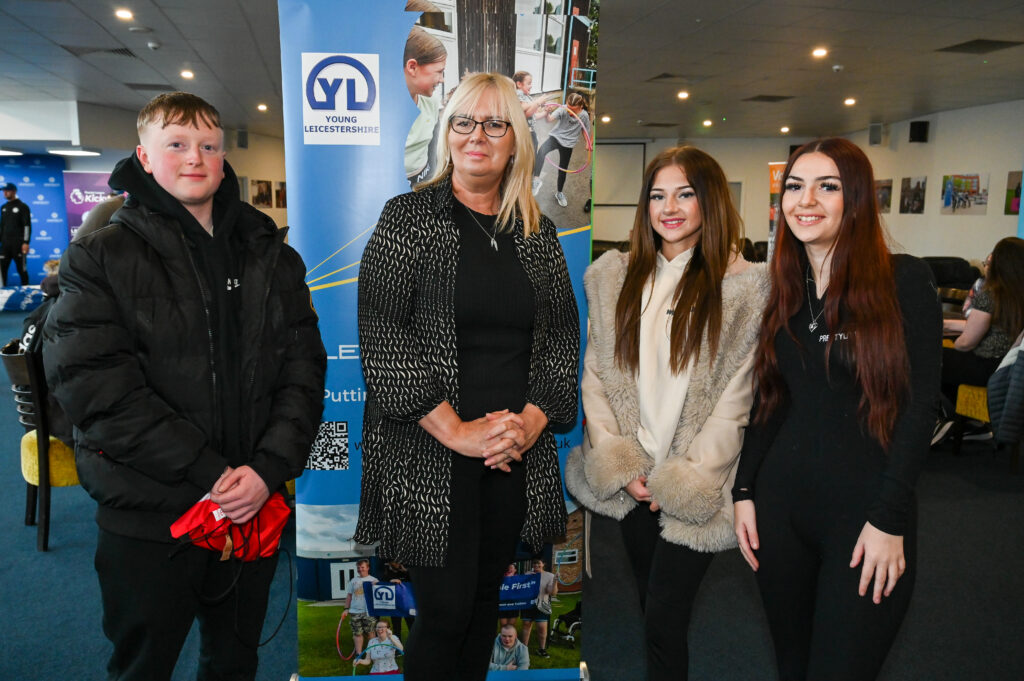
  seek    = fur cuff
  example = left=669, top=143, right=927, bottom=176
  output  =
left=582, top=435, right=651, bottom=501
left=565, top=445, right=638, bottom=521
left=647, top=456, right=724, bottom=525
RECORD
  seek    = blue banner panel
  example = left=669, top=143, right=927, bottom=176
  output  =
left=0, top=155, right=69, bottom=283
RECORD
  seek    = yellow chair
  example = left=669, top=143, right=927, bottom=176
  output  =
left=952, top=384, right=991, bottom=457
left=1, top=339, right=79, bottom=551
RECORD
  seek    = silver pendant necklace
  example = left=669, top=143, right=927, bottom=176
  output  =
left=463, top=205, right=498, bottom=251
left=806, top=264, right=825, bottom=332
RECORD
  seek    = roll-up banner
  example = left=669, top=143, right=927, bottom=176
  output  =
left=278, top=1, right=596, bottom=677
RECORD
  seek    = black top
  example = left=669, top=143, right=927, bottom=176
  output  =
left=0, top=197, right=31, bottom=245
left=453, top=201, right=535, bottom=421
left=732, top=254, right=941, bottom=535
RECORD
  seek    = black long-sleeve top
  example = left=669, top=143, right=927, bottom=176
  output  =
left=732, top=254, right=941, bottom=535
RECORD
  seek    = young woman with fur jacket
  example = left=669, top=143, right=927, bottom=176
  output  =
left=566, top=146, right=768, bottom=680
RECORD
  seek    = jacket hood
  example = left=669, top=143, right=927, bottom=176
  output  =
left=108, top=153, right=243, bottom=243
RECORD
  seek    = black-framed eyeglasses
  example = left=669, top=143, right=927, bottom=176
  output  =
left=448, top=115, right=511, bottom=138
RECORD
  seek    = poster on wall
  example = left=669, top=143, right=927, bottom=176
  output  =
left=251, top=178, right=273, bottom=208
left=940, top=173, right=989, bottom=216
left=63, top=171, right=113, bottom=240
left=279, top=1, right=594, bottom=678
left=0, top=155, right=69, bottom=285
left=275, top=180, right=288, bottom=208
left=1005, top=170, right=1021, bottom=216
left=899, top=176, right=926, bottom=214
left=875, top=178, right=892, bottom=214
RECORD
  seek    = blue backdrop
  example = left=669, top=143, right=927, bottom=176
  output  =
left=0, top=155, right=69, bottom=283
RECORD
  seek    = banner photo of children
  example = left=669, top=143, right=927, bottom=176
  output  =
left=279, top=1, right=596, bottom=678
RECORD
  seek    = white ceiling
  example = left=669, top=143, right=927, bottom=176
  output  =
left=0, top=0, right=1022, bottom=145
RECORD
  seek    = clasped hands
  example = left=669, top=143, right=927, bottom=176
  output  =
left=210, top=464, right=270, bottom=525
left=463, top=404, right=547, bottom=472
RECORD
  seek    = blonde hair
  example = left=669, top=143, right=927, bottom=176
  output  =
left=419, top=72, right=542, bottom=238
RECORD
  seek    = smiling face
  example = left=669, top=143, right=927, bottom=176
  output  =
left=375, top=623, right=389, bottom=639
left=136, top=118, right=225, bottom=211
left=648, top=164, right=703, bottom=260
left=782, top=152, right=845, bottom=253
left=516, top=74, right=533, bottom=95
left=448, top=88, right=515, bottom=192
left=406, top=57, right=446, bottom=98
left=500, top=628, right=517, bottom=649
left=356, top=561, right=370, bottom=577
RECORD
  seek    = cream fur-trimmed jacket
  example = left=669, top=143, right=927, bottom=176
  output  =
left=565, top=250, right=768, bottom=552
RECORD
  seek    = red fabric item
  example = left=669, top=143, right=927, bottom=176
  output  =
left=170, top=491, right=290, bottom=561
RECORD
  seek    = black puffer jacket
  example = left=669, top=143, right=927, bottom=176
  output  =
left=42, top=160, right=326, bottom=542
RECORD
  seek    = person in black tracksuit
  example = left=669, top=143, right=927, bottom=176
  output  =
left=0, top=182, right=31, bottom=285
left=733, top=139, right=941, bottom=681
left=42, top=93, right=326, bottom=681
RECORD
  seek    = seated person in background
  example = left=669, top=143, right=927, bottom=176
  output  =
left=490, top=624, right=530, bottom=671
left=936, top=237, right=1024, bottom=442
left=944, top=252, right=990, bottom=336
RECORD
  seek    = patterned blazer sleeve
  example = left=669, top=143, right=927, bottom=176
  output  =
left=526, top=219, right=580, bottom=424
left=358, top=196, right=447, bottom=422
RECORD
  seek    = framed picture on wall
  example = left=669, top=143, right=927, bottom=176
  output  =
left=875, top=179, right=892, bottom=214
left=899, top=176, right=926, bottom=214
left=1006, top=171, right=1021, bottom=215
left=940, top=173, right=988, bottom=216
left=251, top=179, right=273, bottom=208
left=275, top=181, right=287, bottom=209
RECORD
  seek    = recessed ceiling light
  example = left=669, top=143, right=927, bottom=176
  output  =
left=812, top=47, right=828, bottom=58
left=47, top=146, right=102, bottom=157
left=703, top=119, right=713, bottom=127
left=780, top=126, right=790, bottom=134
left=257, top=104, right=268, bottom=112
left=128, top=26, right=152, bottom=33
left=600, top=114, right=610, bottom=123
left=180, top=70, right=194, bottom=79
left=844, top=97, right=856, bottom=106
left=115, top=9, right=133, bottom=20
left=0, top=147, right=23, bottom=156
left=677, top=90, right=690, bottom=100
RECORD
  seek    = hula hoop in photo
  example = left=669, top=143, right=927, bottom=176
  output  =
left=540, top=102, right=592, bottom=175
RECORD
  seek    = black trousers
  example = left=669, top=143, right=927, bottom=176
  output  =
left=404, top=454, right=527, bottom=681
left=1, top=246, right=28, bottom=285
left=95, top=528, right=279, bottom=681
left=753, top=501, right=917, bottom=681
left=941, top=346, right=1000, bottom=405
left=620, top=504, right=714, bottom=681
left=533, top=137, right=574, bottom=192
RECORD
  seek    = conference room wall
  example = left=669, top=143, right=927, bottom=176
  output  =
left=594, top=98, right=1024, bottom=262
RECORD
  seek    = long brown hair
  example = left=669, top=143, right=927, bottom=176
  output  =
left=614, top=146, right=743, bottom=374
left=754, top=138, right=908, bottom=448
left=986, top=236, right=1024, bottom=338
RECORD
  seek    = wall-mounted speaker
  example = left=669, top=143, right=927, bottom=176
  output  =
left=909, top=121, right=929, bottom=143
left=237, top=129, right=249, bottom=149
left=868, top=123, right=883, bottom=146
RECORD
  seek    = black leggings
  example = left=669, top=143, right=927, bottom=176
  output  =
left=404, top=454, right=527, bottom=681
left=533, top=137, right=573, bottom=192
left=753, top=500, right=917, bottom=681
left=941, top=346, right=1000, bottom=405
left=619, top=504, right=714, bottom=681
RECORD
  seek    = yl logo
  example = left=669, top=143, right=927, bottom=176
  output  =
left=301, top=53, right=380, bottom=146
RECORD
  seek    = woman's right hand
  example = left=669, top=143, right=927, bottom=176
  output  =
left=734, top=500, right=760, bottom=571
left=624, top=476, right=659, bottom=511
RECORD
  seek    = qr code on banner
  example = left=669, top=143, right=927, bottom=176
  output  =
left=306, top=421, right=349, bottom=470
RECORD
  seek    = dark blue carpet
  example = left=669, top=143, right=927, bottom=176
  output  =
left=0, top=311, right=297, bottom=680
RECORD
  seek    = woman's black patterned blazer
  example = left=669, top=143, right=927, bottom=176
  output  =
left=355, top=178, right=580, bottom=567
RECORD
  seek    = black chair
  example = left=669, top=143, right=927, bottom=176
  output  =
left=1, top=338, right=78, bottom=551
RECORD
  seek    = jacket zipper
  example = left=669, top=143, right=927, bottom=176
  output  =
left=179, top=231, right=220, bottom=439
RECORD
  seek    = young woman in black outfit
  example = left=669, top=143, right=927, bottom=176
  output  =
left=732, top=138, right=942, bottom=681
